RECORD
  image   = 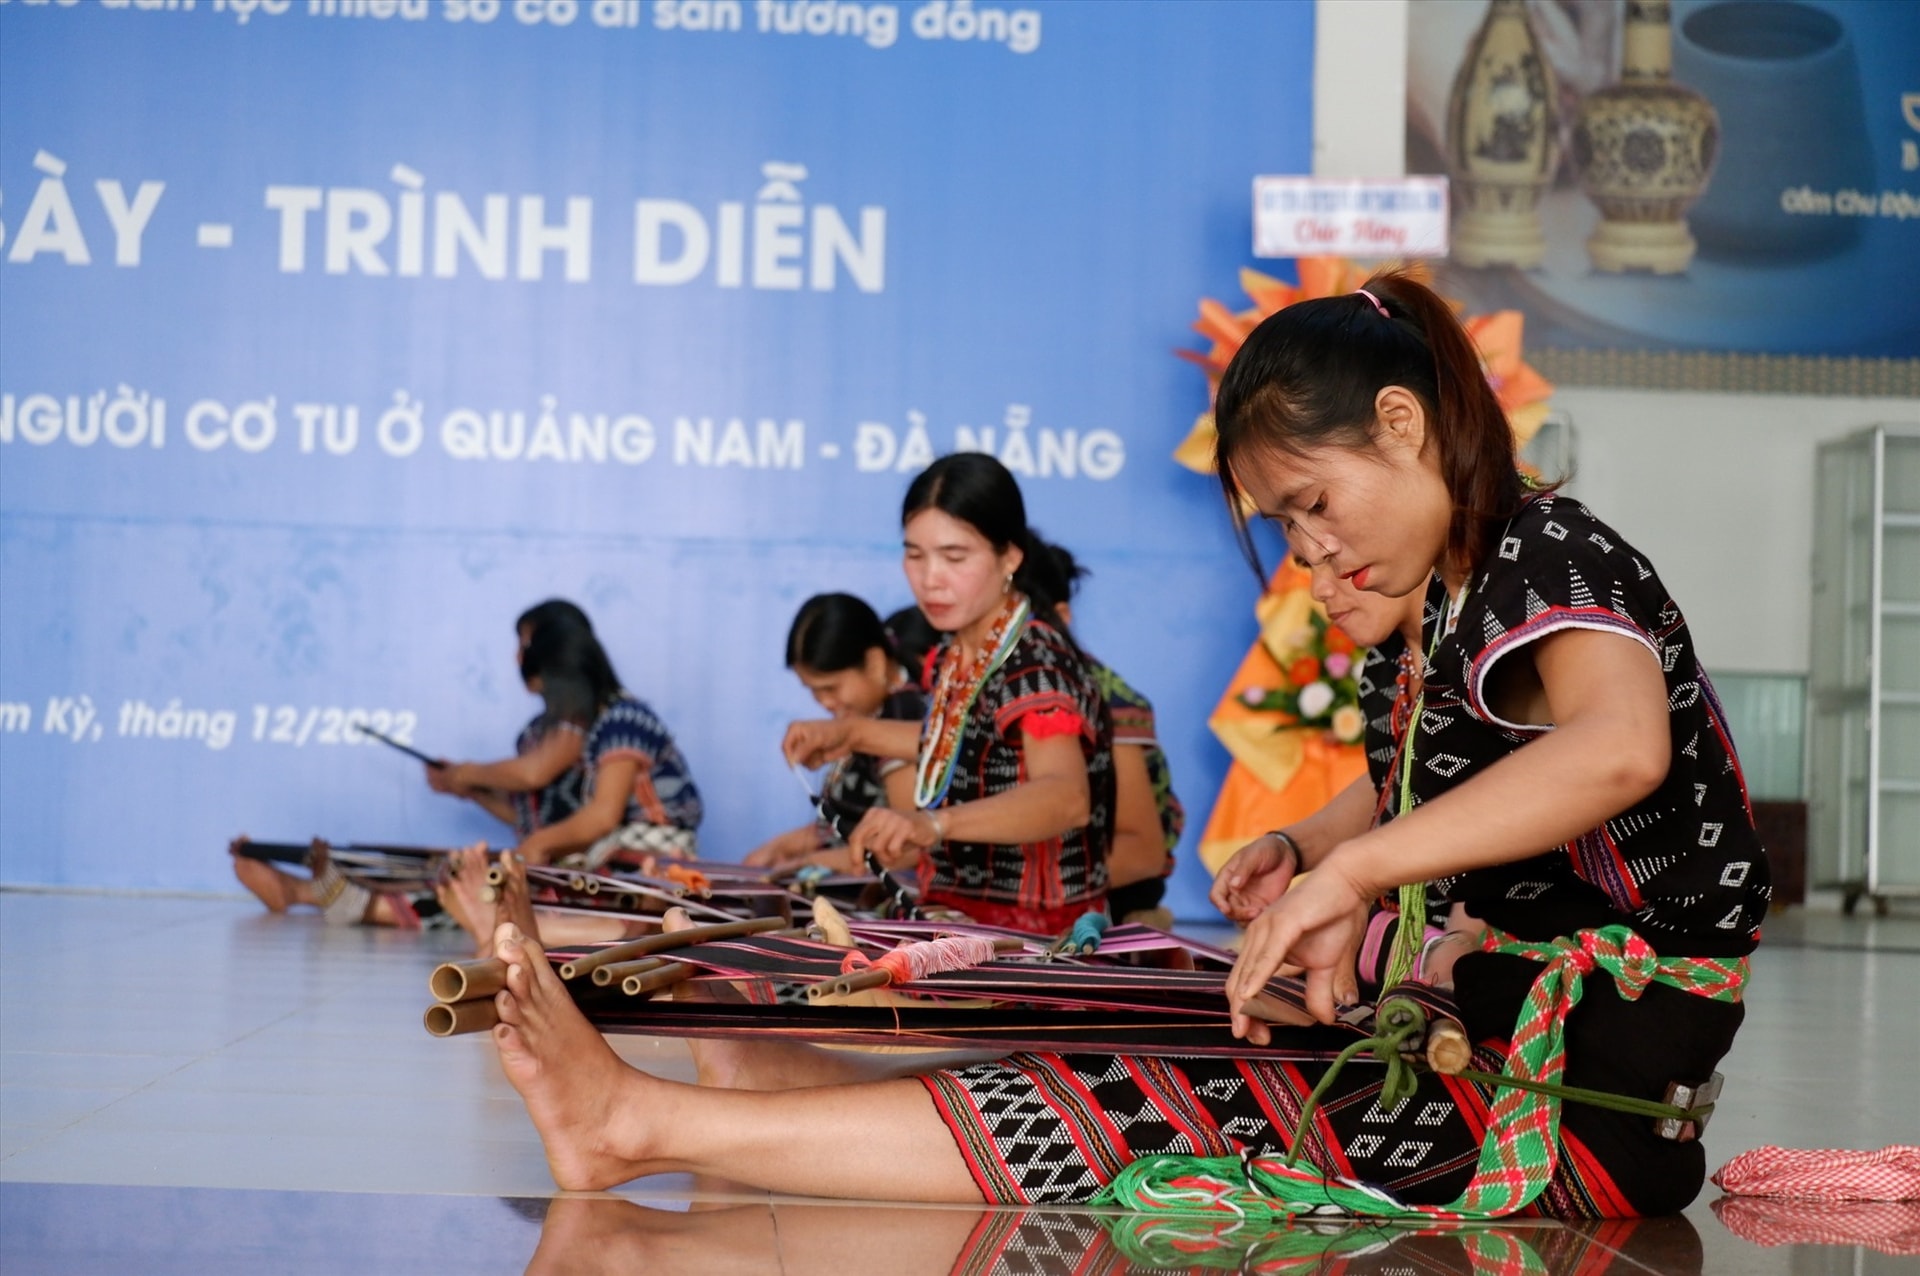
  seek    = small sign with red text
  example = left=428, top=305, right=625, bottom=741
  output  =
left=1252, top=176, right=1449, bottom=259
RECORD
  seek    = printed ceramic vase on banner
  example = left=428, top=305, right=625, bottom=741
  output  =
left=1571, top=0, right=1721, bottom=274
left=1445, top=0, right=1561, bottom=269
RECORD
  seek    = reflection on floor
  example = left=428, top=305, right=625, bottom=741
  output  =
left=1, top=891, right=1915, bottom=1274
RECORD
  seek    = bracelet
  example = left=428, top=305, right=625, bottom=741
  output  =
left=925, top=810, right=947, bottom=844
left=1266, top=828, right=1303, bottom=870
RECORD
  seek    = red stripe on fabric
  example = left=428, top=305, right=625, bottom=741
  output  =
left=1031, top=1055, right=1136, bottom=1179
left=1016, top=708, right=1087, bottom=740
left=1121, top=1058, right=1213, bottom=1158
left=1557, top=1125, right=1639, bottom=1218
left=1702, top=700, right=1757, bottom=823
left=992, top=689, right=1078, bottom=736
left=917, top=1074, right=1021, bottom=1204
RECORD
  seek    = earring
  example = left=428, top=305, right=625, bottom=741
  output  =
left=1003, top=574, right=1013, bottom=594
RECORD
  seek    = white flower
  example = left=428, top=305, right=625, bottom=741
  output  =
left=1296, top=681, right=1335, bottom=719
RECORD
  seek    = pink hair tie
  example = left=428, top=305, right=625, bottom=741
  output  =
left=1354, top=288, right=1389, bottom=318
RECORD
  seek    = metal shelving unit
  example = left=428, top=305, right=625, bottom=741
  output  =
left=1808, top=425, right=1920, bottom=913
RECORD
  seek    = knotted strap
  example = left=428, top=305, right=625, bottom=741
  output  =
left=1095, top=925, right=1749, bottom=1221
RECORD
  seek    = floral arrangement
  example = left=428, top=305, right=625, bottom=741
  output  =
left=1172, top=259, right=1555, bottom=474
left=1238, top=609, right=1366, bottom=745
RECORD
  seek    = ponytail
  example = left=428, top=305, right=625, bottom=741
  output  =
left=1213, top=267, right=1534, bottom=579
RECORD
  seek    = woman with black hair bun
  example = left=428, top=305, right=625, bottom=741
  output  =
left=425, top=599, right=593, bottom=840
left=442, top=620, right=702, bottom=867
left=785, top=453, right=1114, bottom=934
left=743, top=594, right=927, bottom=870
left=1028, top=542, right=1186, bottom=928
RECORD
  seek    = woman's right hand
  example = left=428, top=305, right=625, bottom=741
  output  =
left=1209, top=832, right=1301, bottom=925
left=783, top=718, right=857, bottom=768
left=425, top=762, right=460, bottom=796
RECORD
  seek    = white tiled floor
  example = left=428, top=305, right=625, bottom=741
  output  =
left=1, top=890, right=1916, bottom=1273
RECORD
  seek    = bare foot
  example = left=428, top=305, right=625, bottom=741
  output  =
left=232, top=855, right=297, bottom=913
left=528, top=1198, right=780, bottom=1276
left=497, top=854, right=543, bottom=945
left=492, top=923, right=660, bottom=1191
left=441, top=844, right=498, bottom=956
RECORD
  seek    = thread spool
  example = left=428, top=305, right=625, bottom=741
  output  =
left=423, top=999, right=501, bottom=1037
left=428, top=957, right=508, bottom=1004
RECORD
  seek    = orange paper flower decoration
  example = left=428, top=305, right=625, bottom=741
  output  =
left=1172, top=256, right=1553, bottom=473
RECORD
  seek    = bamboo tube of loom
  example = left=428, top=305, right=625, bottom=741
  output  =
left=485, top=865, right=507, bottom=887
left=622, top=962, right=696, bottom=996
left=423, top=999, right=501, bottom=1037
left=428, top=957, right=508, bottom=1003
left=554, top=915, right=787, bottom=980
left=592, top=956, right=667, bottom=987
left=1425, top=1020, right=1472, bottom=1075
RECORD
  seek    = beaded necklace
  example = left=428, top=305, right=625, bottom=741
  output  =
left=914, top=592, right=1030, bottom=811
left=1378, top=578, right=1469, bottom=989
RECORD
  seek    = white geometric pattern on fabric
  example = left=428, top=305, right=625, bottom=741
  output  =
left=1669, top=682, right=1702, bottom=711
left=963, top=1067, right=1104, bottom=1202
left=1698, top=823, right=1724, bottom=848
left=1544, top=521, right=1569, bottom=540
left=1415, top=1101, right=1454, bottom=1127
left=1347, top=1133, right=1386, bottom=1159
left=1384, top=1140, right=1435, bottom=1168
left=1505, top=880, right=1553, bottom=901
left=1361, top=1096, right=1411, bottom=1124
left=1195, top=1076, right=1244, bottom=1103
left=1500, top=535, right=1523, bottom=560
left=1424, top=753, right=1470, bottom=778
left=1719, top=861, right=1750, bottom=888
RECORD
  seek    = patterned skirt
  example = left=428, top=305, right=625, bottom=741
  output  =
left=920, top=1041, right=1635, bottom=1220
left=920, top=951, right=1743, bottom=1219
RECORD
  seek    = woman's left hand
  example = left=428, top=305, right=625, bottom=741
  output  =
left=847, top=807, right=938, bottom=868
left=1225, top=858, right=1374, bottom=1040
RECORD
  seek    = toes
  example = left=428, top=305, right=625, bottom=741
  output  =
left=497, top=988, right=526, bottom=1027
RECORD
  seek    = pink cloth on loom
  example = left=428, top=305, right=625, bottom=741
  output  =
left=1713, top=1145, right=1920, bottom=1201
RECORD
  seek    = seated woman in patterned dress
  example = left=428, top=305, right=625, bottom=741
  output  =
left=441, top=622, right=701, bottom=869
left=229, top=600, right=590, bottom=926
left=744, top=594, right=926, bottom=871
left=482, top=271, right=1765, bottom=1220
left=784, top=453, right=1115, bottom=935
left=427, top=599, right=593, bottom=842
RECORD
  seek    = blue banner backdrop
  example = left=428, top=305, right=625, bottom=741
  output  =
left=0, top=0, right=1315, bottom=919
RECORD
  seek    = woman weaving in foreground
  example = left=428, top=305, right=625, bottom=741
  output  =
left=483, top=270, right=1767, bottom=1218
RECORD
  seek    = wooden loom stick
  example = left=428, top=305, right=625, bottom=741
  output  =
left=555, top=915, right=788, bottom=980
left=592, top=957, right=668, bottom=987
left=623, top=962, right=697, bottom=996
